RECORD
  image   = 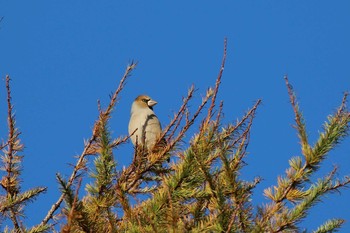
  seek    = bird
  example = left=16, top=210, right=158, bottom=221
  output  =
left=128, top=95, right=163, bottom=151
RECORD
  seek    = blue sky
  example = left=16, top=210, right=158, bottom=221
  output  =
left=1, top=1, right=350, bottom=231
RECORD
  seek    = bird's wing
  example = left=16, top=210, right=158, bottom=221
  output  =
left=144, top=113, right=162, bottom=149
left=128, top=114, right=144, bottom=146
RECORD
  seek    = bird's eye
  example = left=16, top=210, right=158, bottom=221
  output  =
left=142, top=99, right=150, bottom=103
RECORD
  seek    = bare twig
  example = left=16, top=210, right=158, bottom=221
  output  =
left=230, top=100, right=261, bottom=171
left=111, top=130, right=137, bottom=148
left=162, top=86, right=195, bottom=143
left=105, top=62, right=137, bottom=116
left=337, top=92, right=348, bottom=116
left=204, top=38, right=227, bottom=126
left=0, top=142, right=8, bottom=151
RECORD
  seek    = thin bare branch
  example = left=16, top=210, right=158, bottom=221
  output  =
left=204, top=37, right=227, bottom=126
left=105, top=62, right=137, bottom=116
left=337, top=91, right=348, bottom=116
left=162, top=86, right=195, bottom=143
left=111, top=130, right=137, bottom=148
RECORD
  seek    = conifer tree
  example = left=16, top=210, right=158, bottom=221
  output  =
left=1, top=40, right=350, bottom=232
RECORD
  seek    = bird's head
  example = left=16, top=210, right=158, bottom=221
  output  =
left=134, top=95, right=157, bottom=110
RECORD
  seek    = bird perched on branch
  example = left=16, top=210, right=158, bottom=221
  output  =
left=128, top=95, right=164, bottom=151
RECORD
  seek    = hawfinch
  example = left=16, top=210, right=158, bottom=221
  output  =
left=128, top=95, right=162, bottom=151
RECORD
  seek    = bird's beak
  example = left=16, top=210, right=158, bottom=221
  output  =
left=147, top=99, right=157, bottom=107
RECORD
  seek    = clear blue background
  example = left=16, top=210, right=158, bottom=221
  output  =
left=1, top=1, right=350, bottom=231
